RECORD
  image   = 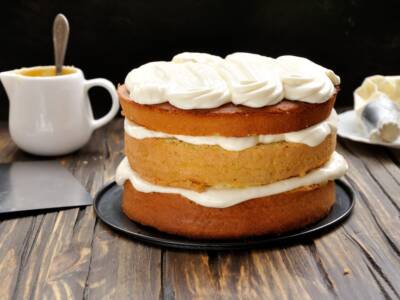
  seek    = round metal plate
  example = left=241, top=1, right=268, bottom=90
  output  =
left=94, top=180, right=355, bottom=250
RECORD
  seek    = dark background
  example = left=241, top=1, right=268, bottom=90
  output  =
left=1, top=0, right=400, bottom=120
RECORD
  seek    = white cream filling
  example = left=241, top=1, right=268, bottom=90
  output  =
left=115, top=152, right=348, bottom=208
left=124, top=110, right=337, bottom=151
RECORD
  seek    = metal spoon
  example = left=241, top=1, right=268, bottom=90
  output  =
left=52, top=14, right=70, bottom=75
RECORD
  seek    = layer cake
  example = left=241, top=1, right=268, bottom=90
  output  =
left=116, top=52, right=348, bottom=239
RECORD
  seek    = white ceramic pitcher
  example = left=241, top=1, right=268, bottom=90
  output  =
left=0, top=66, right=119, bottom=156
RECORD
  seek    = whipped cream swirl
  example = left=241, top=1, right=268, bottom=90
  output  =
left=125, top=52, right=340, bottom=109
left=172, top=52, right=225, bottom=65
left=276, top=55, right=340, bottom=103
left=221, top=53, right=284, bottom=107
left=125, top=61, right=230, bottom=109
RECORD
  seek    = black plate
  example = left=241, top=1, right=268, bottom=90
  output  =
left=94, top=180, right=354, bottom=250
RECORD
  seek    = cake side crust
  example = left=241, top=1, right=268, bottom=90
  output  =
left=122, top=181, right=335, bottom=239
left=125, top=132, right=336, bottom=191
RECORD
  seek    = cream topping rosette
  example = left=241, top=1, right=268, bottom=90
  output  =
left=125, top=52, right=340, bottom=110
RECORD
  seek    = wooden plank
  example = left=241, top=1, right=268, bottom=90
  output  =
left=2, top=120, right=400, bottom=299
left=163, top=232, right=399, bottom=300
left=163, top=245, right=342, bottom=300
left=84, top=120, right=162, bottom=300
left=338, top=141, right=400, bottom=248
left=0, top=123, right=43, bottom=299
left=162, top=143, right=400, bottom=300
left=0, top=120, right=162, bottom=300
left=85, top=227, right=162, bottom=300
left=330, top=142, right=400, bottom=298
left=0, top=123, right=103, bottom=299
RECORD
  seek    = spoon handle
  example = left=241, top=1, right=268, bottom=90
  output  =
left=53, top=14, right=70, bottom=75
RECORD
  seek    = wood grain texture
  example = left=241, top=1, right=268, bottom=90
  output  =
left=0, top=120, right=161, bottom=300
left=0, top=120, right=400, bottom=300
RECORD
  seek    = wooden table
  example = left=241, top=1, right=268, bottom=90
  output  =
left=0, top=119, right=399, bottom=300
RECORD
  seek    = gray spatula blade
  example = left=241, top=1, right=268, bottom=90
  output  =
left=0, top=160, right=92, bottom=214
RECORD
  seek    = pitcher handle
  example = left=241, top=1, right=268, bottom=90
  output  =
left=84, top=78, right=120, bottom=130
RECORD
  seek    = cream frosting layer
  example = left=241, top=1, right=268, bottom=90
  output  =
left=116, top=152, right=348, bottom=208
left=124, top=110, right=338, bottom=151
left=125, top=52, right=340, bottom=110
